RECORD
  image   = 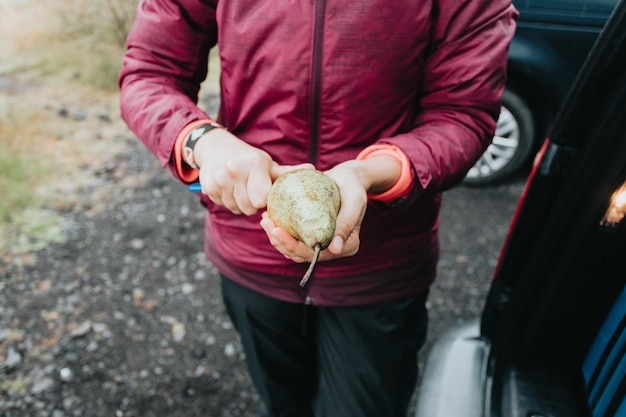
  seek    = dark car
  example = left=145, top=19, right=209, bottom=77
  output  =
left=416, top=1, right=626, bottom=416
left=465, top=0, right=619, bottom=185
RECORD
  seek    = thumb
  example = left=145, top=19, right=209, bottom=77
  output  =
left=270, top=162, right=316, bottom=181
left=327, top=234, right=345, bottom=255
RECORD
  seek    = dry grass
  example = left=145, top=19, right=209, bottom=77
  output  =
left=0, top=0, right=135, bottom=89
left=0, top=0, right=221, bottom=258
left=0, top=0, right=138, bottom=256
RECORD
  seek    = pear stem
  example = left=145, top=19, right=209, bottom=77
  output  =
left=300, top=243, right=321, bottom=287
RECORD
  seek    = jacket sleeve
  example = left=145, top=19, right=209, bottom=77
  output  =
left=118, top=0, right=218, bottom=180
left=381, top=0, right=518, bottom=197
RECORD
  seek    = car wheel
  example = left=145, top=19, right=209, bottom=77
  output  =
left=464, top=88, right=536, bottom=185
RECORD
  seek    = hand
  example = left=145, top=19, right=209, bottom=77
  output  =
left=194, top=129, right=313, bottom=215
left=260, top=155, right=401, bottom=263
left=259, top=163, right=367, bottom=263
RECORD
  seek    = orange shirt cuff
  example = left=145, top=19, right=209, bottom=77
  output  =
left=173, top=119, right=213, bottom=183
left=356, top=144, right=414, bottom=203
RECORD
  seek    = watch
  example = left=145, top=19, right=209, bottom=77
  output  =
left=182, top=122, right=223, bottom=169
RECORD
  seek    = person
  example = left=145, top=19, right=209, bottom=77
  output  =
left=119, top=1, right=517, bottom=416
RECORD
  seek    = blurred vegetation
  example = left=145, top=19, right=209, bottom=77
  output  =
left=3, top=0, right=138, bottom=90
left=0, top=0, right=140, bottom=256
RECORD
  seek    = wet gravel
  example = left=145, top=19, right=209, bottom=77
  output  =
left=0, top=111, right=526, bottom=416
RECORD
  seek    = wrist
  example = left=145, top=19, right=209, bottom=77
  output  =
left=348, top=156, right=401, bottom=194
left=356, top=144, right=414, bottom=203
left=190, top=127, right=228, bottom=168
left=182, top=121, right=224, bottom=169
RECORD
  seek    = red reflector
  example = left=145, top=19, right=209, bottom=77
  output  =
left=492, top=138, right=552, bottom=279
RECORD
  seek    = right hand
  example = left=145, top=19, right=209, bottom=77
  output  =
left=193, top=129, right=313, bottom=215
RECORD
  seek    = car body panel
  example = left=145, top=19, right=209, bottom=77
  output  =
left=414, top=320, right=489, bottom=417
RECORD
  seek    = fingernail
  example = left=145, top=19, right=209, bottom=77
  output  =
left=271, top=228, right=283, bottom=243
left=331, top=236, right=344, bottom=252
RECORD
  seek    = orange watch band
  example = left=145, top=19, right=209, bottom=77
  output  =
left=174, top=119, right=213, bottom=183
left=356, top=144, right=414, bottom=203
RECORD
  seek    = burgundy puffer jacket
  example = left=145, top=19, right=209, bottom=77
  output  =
left=119, top=0, right=517, bottom=306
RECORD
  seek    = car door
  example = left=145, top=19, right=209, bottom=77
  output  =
left=416, top=1, right=626, bottom=416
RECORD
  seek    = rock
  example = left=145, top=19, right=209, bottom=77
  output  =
left=224, top=343, right=236, bottom=358
left=130, top=239, right=145, bottom=250
left=31, top=377, right=55, bottom=394
left=71, top=110, right=87, bottom=121
left=70, top=321, right=92, bottom=338
left=181, top=283, right=194, bottom=294
left=1, top=345, right=23, bottom=373
left=0, top=328, right=12, bottom=342
left=92, top=322, right=108, bottom=334
left=172, top=322, right=186, bottom=343
left=193, top=269, right=206, bottom=281
left=59, top=367, right=74, bottom=382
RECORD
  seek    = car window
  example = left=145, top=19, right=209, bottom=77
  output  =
left=515, top=0, right=618, bottom=25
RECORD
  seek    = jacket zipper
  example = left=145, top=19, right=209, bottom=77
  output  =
left=303, top=0, right=325, bottom=308
left=302, top=296, right=314, bottom=336
left=309, top=0, right=326, bottom=165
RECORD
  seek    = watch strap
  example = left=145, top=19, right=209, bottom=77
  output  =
left=182, top=122, right=223, bottom=169
left=356, top=144, right=414, bottom=203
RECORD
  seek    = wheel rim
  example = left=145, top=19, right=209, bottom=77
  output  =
left=466, top=106, right=521, bottom=179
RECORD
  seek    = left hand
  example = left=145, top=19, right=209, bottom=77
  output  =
left=260, top=155, right=401, bottom=263
left=260, top=162, right=367, bottom=262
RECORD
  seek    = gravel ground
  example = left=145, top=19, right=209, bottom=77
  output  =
left=1, top=138, right=258, bottom=417
left=0, top=93, right=526, bottom=416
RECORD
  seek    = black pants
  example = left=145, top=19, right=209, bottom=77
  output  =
left=221, top=276, right=429, bottom=417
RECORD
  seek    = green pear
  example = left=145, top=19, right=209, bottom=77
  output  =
left=267, top=169, right=341, bottom=286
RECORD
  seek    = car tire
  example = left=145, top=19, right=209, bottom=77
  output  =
left=464, top=88, right=536, bottom=185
